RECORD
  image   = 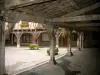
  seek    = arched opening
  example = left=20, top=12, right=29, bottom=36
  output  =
left=20, top=33, right=32, bottom=46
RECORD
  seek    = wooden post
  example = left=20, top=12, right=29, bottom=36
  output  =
left=43, top=23, right=56, bottom=65
left=11, top=33, right=13, bottom=44
left=77, top=32, right=83, bottom=51
left=67, top=30, right=73, bottom=56
left=77, top=32, right=81, bottom=51
left=55, top=31, right=61, bottom=49
left=80, top=32, right=84, bottom=49
left=0, top=9, right=6, bottom=74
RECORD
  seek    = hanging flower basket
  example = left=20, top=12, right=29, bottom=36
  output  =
left=33, top=36, right=38, bottom=40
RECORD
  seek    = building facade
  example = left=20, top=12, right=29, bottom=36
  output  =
left=5, top=20, right=77, bottom=47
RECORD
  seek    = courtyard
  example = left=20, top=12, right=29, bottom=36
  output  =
left=5, top=46, right=77, bottom=75
left=0, top=0, right=100, bottom=75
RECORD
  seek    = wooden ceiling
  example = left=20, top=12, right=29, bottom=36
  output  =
left=6, top=0, right=100, bottom=31
left=9, top=0, right=99, bottom=19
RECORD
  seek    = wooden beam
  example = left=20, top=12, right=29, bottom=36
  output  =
left=66, top=0, right=79, bottom=9
left=62, top=2, right=100, bottom=17
left=48, top=15, right=100, bottom=22
left=78, top=27, right=100, bottom=31
left=9, top=0, right=56, bottom=9
left=7, top=10, right=45, bottom=23
left=75, top=23, right=100, bottom=27
left=68, top=23, right=100, bottom=27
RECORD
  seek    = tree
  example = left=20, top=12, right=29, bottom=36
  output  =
left=58, top=28, right=67, bottom=39
left=56, top=28, right=67, bottom=48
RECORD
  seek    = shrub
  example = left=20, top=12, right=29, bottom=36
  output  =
left=29, top=44, right=39, bottom=50
left=47, top=47, right=59, bottom=55
left=20, top=24, right=29, bottom=28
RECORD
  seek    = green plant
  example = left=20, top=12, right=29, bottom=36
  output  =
left=47, top=47, right=59, bottom=55
left=58, top=28, right=67, bottom=38
left=20, top=24, right=29, bottom=28
left=29, top=44, right=39, bottom=50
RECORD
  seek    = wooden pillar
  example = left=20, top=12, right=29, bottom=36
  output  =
left=77, top=32, right=83, bottom=51
left=0, top=10, right=6, bottom=74
left=55, top=31, right=61, bottom=49
left=43, top=23, right=56, bottom=65
left=49, top=27, right=56, bottom=64
left=67, top=30, right=73, bottom=56
left=11, top=33, right=13, bottom=44
left=77, top=32, right=81, bottom=51
left=80, top=32, right=84, bottom=49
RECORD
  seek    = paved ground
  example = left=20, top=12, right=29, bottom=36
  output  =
left=5, top=46, right=76, bottom=75
left=17, top=48, right=100, bottom=75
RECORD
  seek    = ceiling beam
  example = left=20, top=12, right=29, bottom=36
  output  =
left=48, top=15, right=100, bottom=22
left=67, top=23, right=100, bottom=27
left=62, top=2, right=100, bottom=17
left=66, top=0, right=79, bottom=9
left=77, top=27, right=100, bottom=31
left=9, top=0, right=56, bottom=10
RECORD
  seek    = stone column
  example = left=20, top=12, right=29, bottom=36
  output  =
left=14, top=32, right=23, bottom=48
left=77, top=32, right=81, bottom=51
left=17, top=37, right=20, bottom=48
left=0, top=10, right=6, bottom=74
left=67, top=30, right=73, bottom=56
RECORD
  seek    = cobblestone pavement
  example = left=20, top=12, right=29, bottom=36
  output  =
left=18, top=48, right=100, bottom=75
left=5, top=46, right=76, bottom=75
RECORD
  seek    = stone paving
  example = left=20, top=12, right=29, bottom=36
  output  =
left=5, top=46, right=77, bottom=75
left=18, top=48, right=100, bottom=75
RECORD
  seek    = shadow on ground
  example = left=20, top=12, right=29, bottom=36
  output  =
left=18, top=48, right=100, bottom=75
left=57, top=55, right=81, bottom=75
